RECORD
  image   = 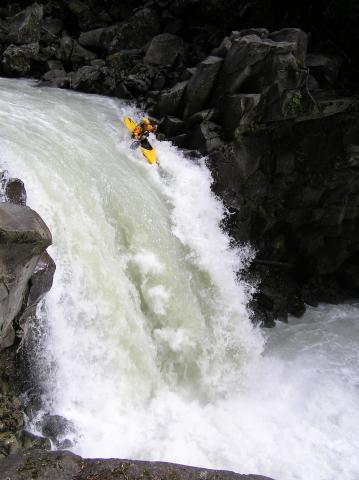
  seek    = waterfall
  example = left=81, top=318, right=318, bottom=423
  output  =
left=0, top=78, right=358, bottom=480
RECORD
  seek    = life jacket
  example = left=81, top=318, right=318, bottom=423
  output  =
left=132, top=119, right=156, bottom=139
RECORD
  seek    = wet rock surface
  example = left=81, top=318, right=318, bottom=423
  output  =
left=0, top=449, right=275, bottom=480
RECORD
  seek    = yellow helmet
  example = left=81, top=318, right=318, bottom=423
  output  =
left=142, top=117, right=150, bottom=124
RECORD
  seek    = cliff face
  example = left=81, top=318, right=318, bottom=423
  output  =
left=0, top=172, right=55, bottom=458
left=0, top=3, right=357, bottom=323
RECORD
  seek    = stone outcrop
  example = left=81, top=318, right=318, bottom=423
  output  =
left=0, top=449, right=275, bottom=480
left=0, top=172, right=55, bottom=459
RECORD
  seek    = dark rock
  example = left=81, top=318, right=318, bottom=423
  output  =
left=19, top=430, right=51, bottom=451
left=0, top=393, right=23, bottom=432
left=70, top=40, right=97, bottom=70
left=41, top=414, right=75, bottom=444
left=181, top=66, right=197, bottom=81
left=218, top=34, right=299, bottom=99
left=269, top=28, right=307, bottom=64
left=109, top=8, right=160, bottom=53
left=153, top=80, right=187, bottom=116
left=160, top=116, right=185, bottom=137
left=172, top=133, right=190, bottom=148
left=219, top=94, right=261, bottom=136
left=184, top=55, right=223, bottom=118
left=41, top=68, right=69, bottom=88
left=4, top=178, right=26, bottom=206
left=2, top=42, right=39, bottom=75
left=187, top=121, right=223, bottom=155
left=145, top=33, right=184, bottom=67
left=186, top=109, right=216, bottom=128
left=0, top=431, right=19, bottom=457
left=71, top=65, right=102, bottom=92
left=26, top=251, right=55, bottom=310
left=0, top=449, right=275, bottom=480
left=106, top=49, right=143, bottom=72
left=79, top=25, right=117, bottom=51
left=306, top=53, right=342, bottom=86
left=7, top=3, right=43, bottom=45
left=0, top=203, right=51, bottom=350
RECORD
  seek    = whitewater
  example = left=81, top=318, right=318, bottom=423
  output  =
left=0, top=78, right=358, bottom=480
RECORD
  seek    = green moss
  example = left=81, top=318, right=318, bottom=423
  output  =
left=285, top=92, right=303, bottom=116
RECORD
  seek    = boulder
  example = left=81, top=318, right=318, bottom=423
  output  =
left=4, top=178, right=26, bottom=206
left=2, top=42, right=39, bottom=75
left=7, top=3, right=43, bottom=45
left=124, top=64, right=157, bottom=94
left=71, top=65, right=102, bottom=92
left=153, top=81, right=188, bottom=116
left=219, top=93, right=261, bottom=135
left=70, top=41, right=97, bottom=69
left=41, top=68, right=69, bottom=88
left=187, top=121, right=223, bottom=155
left=41, top=414, right=75, bottom=446
left=0, top=203, right=51, bottom=350
left=109, top=9, right=160, bottom=53
left=218, top=34, right=298, bottom=96
left=144, top=33, right=184, bottom=67
left=160, top=116, right=185, bottom=137
left=79, top=25, right=117, bottom=51
left=26, top=252, right=56, bottom=310
left=269, top=28, right=308, bottom=64
left=184, top=55, right=223, bottom=118
left=106, top=49, right=143, bottom=73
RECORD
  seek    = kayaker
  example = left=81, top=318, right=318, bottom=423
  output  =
left=132, top=117, right=157, bottom=145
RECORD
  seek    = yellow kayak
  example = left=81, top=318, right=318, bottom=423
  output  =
left=123, top=116, right=158, bottom=164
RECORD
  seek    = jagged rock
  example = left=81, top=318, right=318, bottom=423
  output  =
left=2, top=42, right=39, bottom=75
left=306, top=53, right=342, bottom=86
left=219, top=93, right=261, bottom=135
left=186, top=108, right=216, bottom=127
left=4, top=178, right=26, bottom=206
left=0, top=394, right=23, bottom=432
left=187, top=121, right=223, bottom=155
left=269, top=28, right=308, bottom=64
left=153, top=80, right=187, bottom=116
left=0, top=203, right=51, bottom=350
left=0, top=450, right=275, bottom=480
left=71, top=65, right=102, bottom=92
left=19, top=430, right=51, bottom=452
left=26, top=251, right=55, bottom=310
left=109, top=8, right=160, bottom=53
left=7, top=3, right=43, bottom=45
left=184, top=55, right=223, bottom=118
left=218, top=34, right=298, bottom=96
left=144, top=33, right=184, bottom=66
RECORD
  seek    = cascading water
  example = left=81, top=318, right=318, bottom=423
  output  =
left=0, top=78, right=358, bottom=480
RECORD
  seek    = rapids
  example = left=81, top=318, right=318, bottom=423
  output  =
left=0, top=78, right=358, bottom=480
